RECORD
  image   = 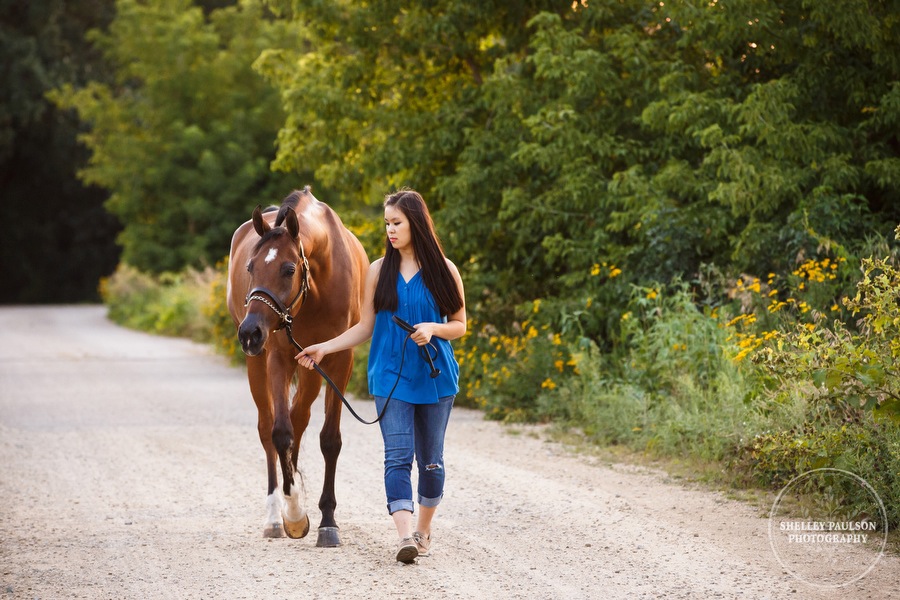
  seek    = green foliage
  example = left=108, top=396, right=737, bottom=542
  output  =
left=100, top=262, right=219, bottom=341
left=50, top=0, right=299, bottom=274
left=458, top=308, right=579, bottom=422
left=753, top=249, right=900, bottom=425
left=203, top=257, right=241, bottom=362
left=712, top=229, right=900, bottom=525
left=535, top=283, right=760, bottom=463
left=257, top=0, right=555, bottom=208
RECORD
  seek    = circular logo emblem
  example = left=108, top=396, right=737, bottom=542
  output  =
left=768, top=468, right=888, bottom=588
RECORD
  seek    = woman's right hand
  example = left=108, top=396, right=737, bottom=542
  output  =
left=296, top=343, right=327, bottom=370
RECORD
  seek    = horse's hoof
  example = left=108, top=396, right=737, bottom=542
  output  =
left=283, top=514, right=310, bottom=539
left=263, top=522, right=284, bottom=538
left=316, top=526, right=341, bottom=547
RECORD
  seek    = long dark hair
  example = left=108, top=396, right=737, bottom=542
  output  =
left=373, top=189, right=464, bottom=316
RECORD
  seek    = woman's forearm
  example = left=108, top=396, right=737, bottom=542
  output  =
left=427, top=318, right=466, bottom=342
left=323, top=320, right=374, bottom=354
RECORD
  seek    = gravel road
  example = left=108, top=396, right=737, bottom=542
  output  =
left=0, top=306, right=896, bottom=599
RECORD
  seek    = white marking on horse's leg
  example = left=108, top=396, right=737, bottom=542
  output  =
left=265, top=247, right=278, bottom=264
left=263, top=491, right=284, bottom=538
left=282, top=480, right=310, bottom=538
left=283, top=481, right=307, bottom=523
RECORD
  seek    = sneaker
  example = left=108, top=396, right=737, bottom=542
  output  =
left=413, top=531, right=431, bottom=557
left=396, top=537, right=418, bottom=564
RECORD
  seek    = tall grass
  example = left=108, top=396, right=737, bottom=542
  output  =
left=537, top=282, right=793, bottom=466
left=100, top=263, right=221, bottom=342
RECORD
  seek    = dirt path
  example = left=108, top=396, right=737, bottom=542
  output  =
left=0, top=306, right=896, bottom=599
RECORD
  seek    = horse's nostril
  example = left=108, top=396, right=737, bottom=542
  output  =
left=239, top=318, right=267, bottom=355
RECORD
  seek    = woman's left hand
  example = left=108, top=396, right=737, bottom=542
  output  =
left=410, top=322, right=436, bottom=346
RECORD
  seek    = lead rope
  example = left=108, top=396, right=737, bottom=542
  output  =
left=283, top=318, right=411, bottom=425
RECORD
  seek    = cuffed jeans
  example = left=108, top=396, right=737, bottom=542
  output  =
left=373, top=395, right=455, bottom=515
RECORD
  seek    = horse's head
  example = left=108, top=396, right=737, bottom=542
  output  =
left=238, top=204, right=309, bottom=356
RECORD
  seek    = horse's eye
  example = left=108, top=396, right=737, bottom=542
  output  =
left=282, top=263, right=296, bottom=277
left=246, top=260, right=253, bottom=274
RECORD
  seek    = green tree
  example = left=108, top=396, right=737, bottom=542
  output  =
left=52, top=0, right=299, bottom=273
left=640, top=0, right=900, bottom=273
left=255, top=1, right=888, bottom=339
left=256, top=0, right=568, bottom=206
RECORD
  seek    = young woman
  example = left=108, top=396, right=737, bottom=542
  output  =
left=296, top=189, right=466, bottom=563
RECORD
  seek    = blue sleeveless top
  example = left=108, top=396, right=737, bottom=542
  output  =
left=368, top=270, right=460, bottom=404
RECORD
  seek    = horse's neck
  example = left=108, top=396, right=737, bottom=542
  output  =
left=294, top=201, right=335, bottom=266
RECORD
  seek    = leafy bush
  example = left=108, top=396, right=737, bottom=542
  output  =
left=100, top=263, right=218, bottom=341
left=457, top=305, right=579, bottom=421
left=731, top=227, right=900, bottom=526
left=542, top=282, right=762, bottom=464
left=204, top=257, right=241, bottom=362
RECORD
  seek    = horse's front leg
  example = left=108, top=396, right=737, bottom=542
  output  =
left=280, top=365, right=320, bottom=540
left=247, top=355, right=285, bottom=538
left=268, top=355, right=310, bottom=540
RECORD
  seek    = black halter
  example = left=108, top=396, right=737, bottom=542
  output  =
left=243, top=238, right=311, bottom=330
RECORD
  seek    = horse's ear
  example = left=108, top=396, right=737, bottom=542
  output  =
left=251, top=206, right=270, bottom=236
left=284, top=207, right=299, bottom=240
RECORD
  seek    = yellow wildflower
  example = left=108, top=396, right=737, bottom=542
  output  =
left=725, top=314, right=748, bottom=327
left=733, top=348, right=752, bottom=362
left=768, top=300, right=787, bottom=312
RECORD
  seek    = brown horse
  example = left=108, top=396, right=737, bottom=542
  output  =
left=226, top=187, right=368, bottom=546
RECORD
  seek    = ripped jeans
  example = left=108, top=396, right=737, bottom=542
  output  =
left=373, top=395, right=455, bottom=515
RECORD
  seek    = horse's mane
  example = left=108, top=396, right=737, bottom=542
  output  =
left=275, top=186, right=312, bottom=227
left=253, top=186, right=312, bottom=252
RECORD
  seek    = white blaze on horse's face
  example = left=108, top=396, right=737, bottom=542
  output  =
left=265, top=247, right=278, bottom=264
